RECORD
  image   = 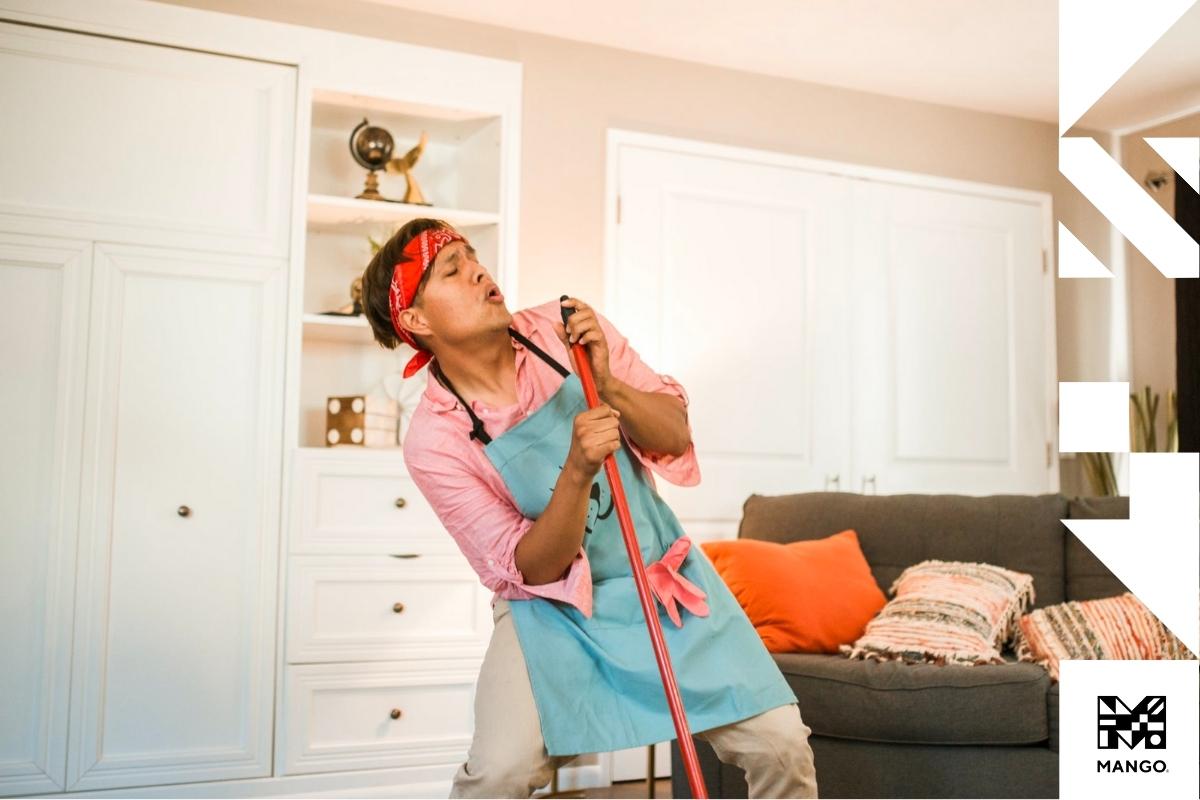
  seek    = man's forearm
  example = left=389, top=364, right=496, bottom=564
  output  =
left=600, top=378, right=691, bottom=456
left=513, top=462, right=593, bottom=585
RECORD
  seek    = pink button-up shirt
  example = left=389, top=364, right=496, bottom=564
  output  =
left=402, top=299, right=701, bottom=618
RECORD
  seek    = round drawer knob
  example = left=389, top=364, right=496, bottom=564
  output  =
left=392, top=602, right=405, bottom=614
left=394, top=497, right=407, bottom=509
left=390, top=708, right=403, bottom=720
left=177, top=505, right=192, bottom=517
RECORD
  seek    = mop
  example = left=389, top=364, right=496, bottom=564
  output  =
left=561, top=297, right=709, bottom=799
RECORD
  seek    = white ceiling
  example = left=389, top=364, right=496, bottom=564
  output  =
left=363, top=0, right=1200, bottom=131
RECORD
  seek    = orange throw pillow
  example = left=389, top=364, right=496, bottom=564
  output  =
left=701, top=530, right=886, bottom=654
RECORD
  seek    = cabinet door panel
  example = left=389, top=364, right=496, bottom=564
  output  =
left=850, top=180, right=1051, bottom=494
left=612, top=143, right=853, bottom=529
left=0, top=234, right=90, bottom=795
left=0, top=21, right=295, bottom=257
left=68, top=245, right=284, bottom=790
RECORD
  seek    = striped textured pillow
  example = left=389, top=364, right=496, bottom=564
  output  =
left=840, top=560, right=1036, bottom=666
left=1014, top=592, right=1196, bottom=681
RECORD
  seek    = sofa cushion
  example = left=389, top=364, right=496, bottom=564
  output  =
left=774, top=652, right=1052, bottom=746
left=1065, top=495, right=1130, bottom=600
left=1015, top=591, right=1194, bottom=680
left=842, top=559, right=1035, bottom=666
left=700, top=530, right=886, bottom=653
left=739, top=492, right=1068, bottom=607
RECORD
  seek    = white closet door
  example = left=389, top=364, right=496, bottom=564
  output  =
left=0, top=234, right=91, bottom=795
left=67, top=244, right=285, bottom=791
left=850, top=180, right=1052, bottom=494
left=611, top=142, right=853, bottom=533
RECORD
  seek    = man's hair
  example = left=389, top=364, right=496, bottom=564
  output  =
left=361, top=217, right=454, bottom=352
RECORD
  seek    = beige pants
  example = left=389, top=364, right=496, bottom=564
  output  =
left=449, top=597, right=819, bottom=799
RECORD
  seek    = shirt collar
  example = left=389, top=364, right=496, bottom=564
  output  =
left=420, top=317, right=537, bottom=414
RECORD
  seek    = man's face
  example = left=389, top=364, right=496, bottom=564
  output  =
left=405, top=238, right=511, bottom=347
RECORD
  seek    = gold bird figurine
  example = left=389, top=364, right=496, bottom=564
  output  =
left=386, top=131, right=431, bottom=206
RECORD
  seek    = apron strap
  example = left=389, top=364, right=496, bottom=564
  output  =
left=509, top=326, right=571, bottom=378
left=431, top=359, right=493, bottom=444
left=431, top=325, right=572, bottom=444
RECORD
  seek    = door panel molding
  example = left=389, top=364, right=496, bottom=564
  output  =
left=0, top=233, right=92, bottom=795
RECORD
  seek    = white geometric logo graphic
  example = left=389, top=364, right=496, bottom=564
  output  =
left=1058, top=0, right=1199, bottom=279
left=1058, top=0, right=1200, bottom=658
left=1098, top=696, right=1167, bottom=749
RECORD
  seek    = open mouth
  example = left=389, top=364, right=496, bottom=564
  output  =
left=485, top=284, right=504, bottom=303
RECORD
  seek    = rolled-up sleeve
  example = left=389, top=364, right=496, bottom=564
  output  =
left=595, top=310, right=701, bottom=488
left=404, top=447, right=594, bottom=617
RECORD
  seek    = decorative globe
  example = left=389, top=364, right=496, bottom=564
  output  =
left=350, top=118, right=394, bottom=171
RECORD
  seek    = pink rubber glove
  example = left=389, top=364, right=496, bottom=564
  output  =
left=646, top=536, right=710, bottom=627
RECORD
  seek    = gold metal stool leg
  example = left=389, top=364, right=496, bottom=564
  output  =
left=646, top=743, right=656, bottom=798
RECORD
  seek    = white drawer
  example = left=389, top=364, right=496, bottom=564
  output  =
left=287, top=555, right=493, bottom=662
left=283, top=660, right=479, bottom=775
left=292, top=450, right=454, bottom=554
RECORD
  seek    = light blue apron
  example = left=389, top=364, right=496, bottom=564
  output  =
left=431, top=328, right=797, bottom=756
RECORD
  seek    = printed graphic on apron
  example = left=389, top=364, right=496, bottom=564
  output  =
left=586, top=477, right=615, bottom=534
left=547, top=464, right=615, bottom=536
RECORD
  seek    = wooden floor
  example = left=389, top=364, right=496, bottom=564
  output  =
left=538, top=777, right=672, bottom=799
left=581, top=777, right=672, bottom=798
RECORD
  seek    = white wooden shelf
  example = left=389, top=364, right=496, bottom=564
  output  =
left=306, top=194, right=500, bottom=231
left=301, top=312, right=376, bottom=344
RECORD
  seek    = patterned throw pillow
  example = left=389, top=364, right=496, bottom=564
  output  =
left=840, top=560, right=1036, bottom=666
left=1014, top=592, right=1196, bottom=681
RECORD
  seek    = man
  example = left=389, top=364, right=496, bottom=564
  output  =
left=360, top=218, right=818, bottom=799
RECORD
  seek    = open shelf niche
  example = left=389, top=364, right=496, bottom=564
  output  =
left=298, top=88, right=507, bottom=451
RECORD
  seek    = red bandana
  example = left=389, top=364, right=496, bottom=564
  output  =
left=388, top=227, right=465, bottom=378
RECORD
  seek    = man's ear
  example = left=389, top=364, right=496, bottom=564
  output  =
left=398, top=306, right=432, bottom=340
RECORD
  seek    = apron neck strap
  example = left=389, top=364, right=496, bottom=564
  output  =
left=509, top=326, right=571, bottom=378
left=431, top=325, right=572, bottom=445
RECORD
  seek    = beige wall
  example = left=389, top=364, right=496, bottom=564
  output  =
left=160, top=0, right=1125, bottom=492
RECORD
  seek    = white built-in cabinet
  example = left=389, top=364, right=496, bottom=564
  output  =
left=280, top=452, right=492, bottom=779
left=607, top=131, right=1058, bottom=538
left=1, top=15, right=293, bottom=795
left=0, top=1, right=530, bottom=796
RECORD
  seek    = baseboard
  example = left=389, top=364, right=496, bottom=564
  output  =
left=38, top=766, right=449, bottom=798
left=33, top=758, right=610, bottom=799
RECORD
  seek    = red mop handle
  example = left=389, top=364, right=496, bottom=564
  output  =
left=561, top=297, right=708, bottom=799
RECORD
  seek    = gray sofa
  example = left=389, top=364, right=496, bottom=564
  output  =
left=670, top=491, right=1128, bottom=799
